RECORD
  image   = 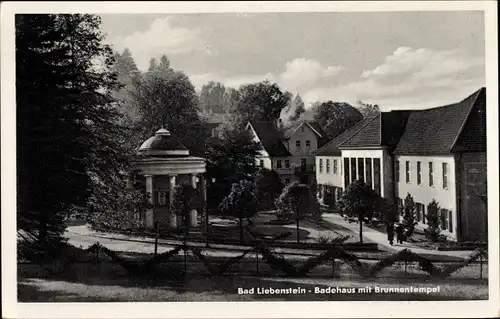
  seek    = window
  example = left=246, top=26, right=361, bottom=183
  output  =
left=301, top=126, right=305, bottom=132
left=344, top=158, right=350, bottom=188
left=276, top=160, right=282, bottom=169
left=295, top=140, right=301, bottom=149
left=259, top=159, right=264, bottom=167
left=395, top=160, right=400, bottom=183
left=351, top=158, right=357, bottom=183
left=319, top=158, right=323, bottom=173
left=365, top=158, right=372, bottom=188
left=417, top=161, right=421, bottom=185
left=358, top=158, right=364, bottom=181
left=448, top=210, right=453, bottom=233
left=442, top=163, right=448, bottom=189
left=416, top=203, right=425, bottom=223
left=285, top=160, right=290, bottom=168
left=333, top=159, right=338, bottom=174
left=284, top=178, right=290, bottom=184
left=306, top=140, right=311, bottom=147
left=373, top=158, right=381, bottom=194
left=157, top=191, right=167, bottom=206
left=429, top=162, right=434, bottom=187
left=405, top=161, right=410, bottom=183
left=440, top=209, right=449, bottom=231
left=326, top=159, right=330, bottom=173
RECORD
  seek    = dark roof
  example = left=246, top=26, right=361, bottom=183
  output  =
left=282, top=120, right=329, bottom=146
left=313, top=118, right=372, bottom=156
left=393, top=87, right=485, bottom=155
left=249, top=121, right=291, bottom=157
left=339, top=111, right=411, bottom=149
left=138, top=128, right=190, bottom=157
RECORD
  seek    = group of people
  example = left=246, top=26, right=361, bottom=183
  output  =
left=386, top=222, right=406, bottom=245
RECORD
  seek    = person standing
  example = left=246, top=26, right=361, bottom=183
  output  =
left=395, top=223, right=404, bottom=244
left=386, top=222, right=395, bottom=245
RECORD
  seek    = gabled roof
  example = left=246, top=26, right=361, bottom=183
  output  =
left=282, top=120, right=329, bottom=147
left=393, top=87, right=485, bottom=155
left=338, top=110, right=411, bottom=149
left=247, top=121, right=291, bottom=157
left=313, top=118, right=372, bottom=156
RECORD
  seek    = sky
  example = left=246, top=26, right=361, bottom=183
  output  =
left=100, top=11, right=485, bottom=111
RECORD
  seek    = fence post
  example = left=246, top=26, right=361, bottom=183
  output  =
left=332, top=258, right=335, bottom=278
left=479, top=253, right=483, bottom=279
left=154, top=221, right=159, bottom=256
left=404, top=259, right=408, bottom=279
left=256, top=243, right=260, bottom=276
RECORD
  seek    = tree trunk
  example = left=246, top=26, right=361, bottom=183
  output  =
left=239, top=217, right=244, bottom=244
left=296, top=218, right=300, bottom=244
left=359, top=214, right=363, bottom=243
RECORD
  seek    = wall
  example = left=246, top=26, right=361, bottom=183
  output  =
left=458, top=152, right=487, bottom=242
left=395, top=155, right=457, bottom=240
left=315, top=155, right=343, bottom=188
left=288, top=123, right=319, bottom=158
left=341, top=149, right=391, bottom=198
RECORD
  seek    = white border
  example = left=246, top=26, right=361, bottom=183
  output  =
left=1, top=1, right=498, bottom=318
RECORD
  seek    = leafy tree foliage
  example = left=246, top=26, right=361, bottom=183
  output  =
left=401, top=193, right=418, bottom=239
left=205, top=125, right=262, bottom=213
left=312, top=101, right=363, bottom=138
left=425, top=199, right=443, bottom=242
left=290, top=94, right=306, bottom=122
left=219, top=180, right=258, bottom=243
left=275, top=182, right=321, bottom=243
left=111, top=48, right=141, bottom=121
left=232, top=80, right=292, bottom=124
left=199, top=81, right=237, bottom=114
left=356, top=100, right=381, bottom=119
left=255, top=168, right=285, bottom=210
left=130, top=55, right=209, bottom=156
left=16, top=14, right=127, bottom=249
left=339, top=180, right=379, bottom=243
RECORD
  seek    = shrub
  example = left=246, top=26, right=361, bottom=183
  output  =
left=425, top=199, right=443, bottom=242
left=401, top=193, right=418, bottom=239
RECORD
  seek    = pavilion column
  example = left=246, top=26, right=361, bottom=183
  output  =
left=201, top=175, right=208, bottom=239
left=169, top=174, right=177, bottom=227
left=190, top=174, right=198, bottom=227
left=145, top=175, right=154, bottom=228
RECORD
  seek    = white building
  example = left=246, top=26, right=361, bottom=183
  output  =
left=314, top=88, right=487, bottom=242
left=246, top=119, right=328, bottom=185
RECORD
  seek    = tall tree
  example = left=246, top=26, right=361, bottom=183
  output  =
left=290, top=94, right=306, bottom=122
left=338, top=180, right=379, bottom=243
left=130, top=62, right=209, bottom=156
left=275, top=182, right=321, bottom=243
left=16, top=14, right=126, bottom=249
left=357, top=100, right=381, bottom=119
left=111, top=48, right=141, bottom=121
left=220, top=180, right=258, bottom=244
left=233, top=80, right=292, bottom=124
left=312, top=101, right=363, bottom=139
left=255, top=168, right=285, bottom=210
left=205, top=124, right=262, bottom=213
left=200, top=81, right=227, bottom=114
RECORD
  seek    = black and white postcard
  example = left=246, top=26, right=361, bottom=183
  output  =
left=1, top=1, right=498, bottom=318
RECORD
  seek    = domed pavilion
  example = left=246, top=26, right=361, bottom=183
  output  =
left=131, top=128, right=207, bottom=229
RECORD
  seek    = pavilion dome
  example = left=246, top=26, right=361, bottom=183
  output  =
left=138, top=128, right=190, bottom=157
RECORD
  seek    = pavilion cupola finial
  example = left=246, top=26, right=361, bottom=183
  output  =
left=155, top=128, right=171, bottom=136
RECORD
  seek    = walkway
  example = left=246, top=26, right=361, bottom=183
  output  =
left=321, top=213, right=475, bottom=258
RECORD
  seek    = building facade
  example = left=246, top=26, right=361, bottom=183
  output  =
left=246, top=119, right=328, bottom=185
left=314, top=88, right=487, bottom=242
